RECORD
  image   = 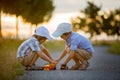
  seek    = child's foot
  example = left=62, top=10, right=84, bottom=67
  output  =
left=25, top=65, right=35, bottom=70
left=79, top=62, right=89, bottom=70
left=60, top=64, right=68, bottom=70
left=69, top=64, right=81, bottom=70
left=25, top=65, right=44, bottom=70
left=79, top=64, right=87, bottom=70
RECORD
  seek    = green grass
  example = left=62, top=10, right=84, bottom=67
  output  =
left=92, top=40, right=112, bottom=46
left=108, top=42, right=120, bottom=55
left=0, top=38, right=65, bottom=80
left=0, top=38, right=24, bottom=80
left=92, top=40, right=120, bottom=55
left=0, top=38, right=119, bottom=80
left=43, top=40, right=65, bottom=52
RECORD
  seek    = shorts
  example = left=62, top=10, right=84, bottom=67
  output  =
left=17, top=51, right=35, bottom=66
left=76, top=48, right=92, bottom=60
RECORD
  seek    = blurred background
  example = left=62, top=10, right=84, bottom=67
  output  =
left=0, top=0, right=120, bottom=80
left=0, top=0, right=120, bottom=40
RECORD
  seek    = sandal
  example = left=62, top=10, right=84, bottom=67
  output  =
left=60, top=64, right=68, bottom=70
left=25, top=65, right=44, bottom=70
left=25, top=65, right=35, bottom=70
left=79, top=62, right=89, bottom=70
left=86, top=61, right=90, bottom=67
left=79, top=64, right=87, bottom=70
left=69, top=64, right=81, bottom=70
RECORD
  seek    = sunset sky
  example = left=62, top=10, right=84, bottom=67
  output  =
left=2, top=0, right=120, bottom=39
left=47, top=0, right=120, bottom=34
left=53, top=0, right=120, bottom=13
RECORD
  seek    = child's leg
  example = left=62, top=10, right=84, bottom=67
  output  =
left=29, top=53, right=39, bottom=66
left=75, top=49, right=92, bottom=69
left=76, top=49, right=92, bottom=63
left=21, top=51, right=36, bottom=67
left=70, top=49, right=92, bottom=70
left=74, top=52, right=86, bottom=63
left=69, top=55, right=81, bottom=70
left=72, top=55, right=81, bottom=65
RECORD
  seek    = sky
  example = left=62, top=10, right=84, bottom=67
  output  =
left=2, top=0, right=120, bottom=39
left=53, top=0, right=120, bottom=13
left=46, top=0, right=120, bottom=33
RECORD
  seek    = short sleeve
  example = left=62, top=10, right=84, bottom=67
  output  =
left=70, top=37, right=80, bottom=50
left=29, top=40, right=41, bottom=52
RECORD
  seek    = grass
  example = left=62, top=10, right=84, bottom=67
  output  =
left=108, top=42, right=120, bottom=55
left=92, top=40, right=112, bottom=46
left=0, top=38, right=65, bottom=80
left=0, top=38, right=24, bottom=80
left=43, top=40, right=65, bottom=52
left=0, top=38, right=119, bottom=80
left=93, top=40, right=120, bottom=55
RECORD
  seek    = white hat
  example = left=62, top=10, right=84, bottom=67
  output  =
left=52, top=23, right=72, bottom=37
left=35, top=26, right=53, bottom=40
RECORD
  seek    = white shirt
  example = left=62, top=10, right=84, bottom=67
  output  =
left=17, top=37, right=42, bottom=58
left=66, top=32, right=94, bottom=53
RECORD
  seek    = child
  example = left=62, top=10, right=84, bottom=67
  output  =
left=52, top=23, right=94, bottom=70
left=17, top=26, right=56, bottom=70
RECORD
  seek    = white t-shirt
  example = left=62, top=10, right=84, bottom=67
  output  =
left=17, top=37, right=42, bottom=58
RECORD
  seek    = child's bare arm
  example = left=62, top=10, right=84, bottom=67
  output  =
left=42, top=47, right=53, bottom=60
left=62, top=50, right=75, bottom=65
left=56, top=49, right=67, bottom=63
left=36, top=51, right=56, bottom=64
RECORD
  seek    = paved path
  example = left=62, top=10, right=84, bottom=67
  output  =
left=17, top=46, right=120, bottom=80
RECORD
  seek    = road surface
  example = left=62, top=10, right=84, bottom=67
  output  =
left=17, top=46, right=120, bottom=80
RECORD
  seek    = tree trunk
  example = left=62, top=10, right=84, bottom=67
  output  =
left=16, top=15, right=19, bottom=39
left=0, top=10, right=2, bottom=38
left=30, top=24, right=32, bottom=35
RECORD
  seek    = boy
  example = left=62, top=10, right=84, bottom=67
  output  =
left=52, top=23, right=94, bottom=70
left=17, top=26, right=56, bottom=70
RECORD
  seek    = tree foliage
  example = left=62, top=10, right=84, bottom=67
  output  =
left=71, top=1, right=101, bottom=39
left=0, top=0, right=54, bottom=38
left=19, top=0, right=54, bottom=25
left=71, top=1, right=120, bottom=40
left=0, top=0, right=54, bottom=25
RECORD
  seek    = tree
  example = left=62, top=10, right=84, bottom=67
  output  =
left=71, top=1, right=101, bottom=39
left=0, top=10, right=2, bottom=38
left=0, top=0, right=4, bottom=38
left=0, top=0, right=22, bottom=38
left=100, top=9, right=120, bottom=40
left=71, top=1, right=120, bottom=40
left=20, top=0, right=54, bottom=25
left=100, top=12, right=114, bottom=35
left=0, top=0, right=54, bottom=38
left=114, top=8, right=120, bottom=40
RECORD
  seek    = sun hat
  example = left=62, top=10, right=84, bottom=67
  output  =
left=35, top=26, right=53, bottom=40
left=52, top=23, right=72, bottom=37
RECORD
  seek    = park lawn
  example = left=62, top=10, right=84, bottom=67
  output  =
left=0, top=38, right=24, bottom=80
left=93, top=40, right=120, bottom=55
left=43, top=40, right=65, bottom=52
left=108, top=42, right=120, bottom=55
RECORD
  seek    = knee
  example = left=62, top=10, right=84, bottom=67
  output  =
left=73, top=52, right=80, bottom=59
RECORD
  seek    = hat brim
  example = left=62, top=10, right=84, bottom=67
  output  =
left=52, top=31, right=63, bottom=37
left=46, top=36, right=53, bottom=40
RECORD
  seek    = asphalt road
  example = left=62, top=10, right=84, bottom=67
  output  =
left=17, top=46, right=120, bottom=80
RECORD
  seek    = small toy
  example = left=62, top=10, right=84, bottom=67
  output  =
left=44, top=63, right=56, bottom=70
